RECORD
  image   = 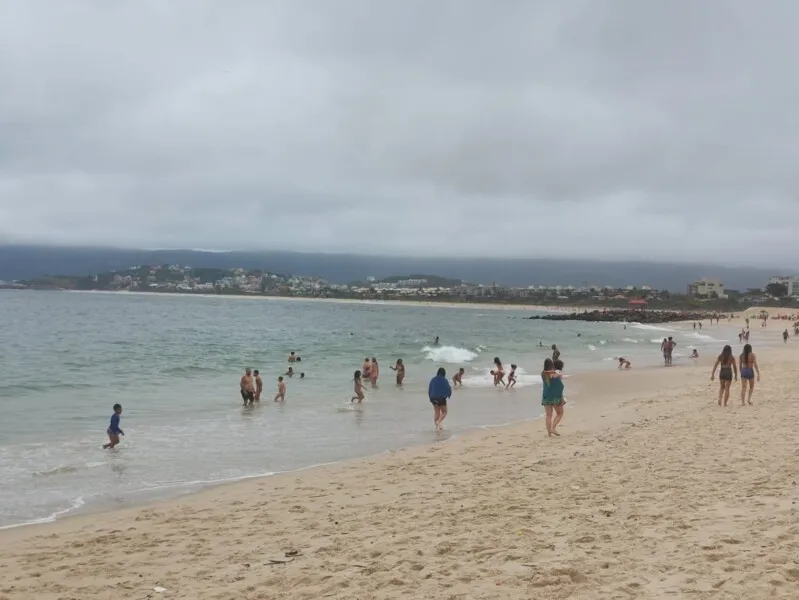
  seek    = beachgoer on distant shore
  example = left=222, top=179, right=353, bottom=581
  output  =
left=452, top=367, right=465, bottom=387
left=370, top=357, right=379, bottom=388
left=505, top=364, right=518, bottom=389
left=254, top=369, right=263, bottom=402
left=428, top=367, right=452, bottom=431
left=351, top=370, right=366, bottom=403
left=618, top=357, right=631, bottom=369
left=274, top=376, right=286, bottom=402
left=103, top=404, right=124, bottom=449
left=711, top=345, right=737, bottom=407
left=541, top=358, right=564, bottom=437
left=783, top=329, right=789, bottom=343
left=739, top=344, right=760, bottom=406
left=390, top=359, right=405, bottom=386
left=240, top=368, right=255, bottom=406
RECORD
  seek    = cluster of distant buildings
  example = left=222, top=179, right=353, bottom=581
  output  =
left=686, top=276, right=799, bottom=301
left=4, top=265, right=798, bottom=305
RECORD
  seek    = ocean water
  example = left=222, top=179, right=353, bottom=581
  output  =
left=0, top=290, right=736, bottom=528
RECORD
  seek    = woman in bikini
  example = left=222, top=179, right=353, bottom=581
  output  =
left=739, top=343, right=760, bottom=406
left=492, top=357, right=505, bottom=387
left=390, top=358, right=405, bottom=386
left=711, top=344, right=738, bottom=406
left=351, top=370, right=366, bottom=403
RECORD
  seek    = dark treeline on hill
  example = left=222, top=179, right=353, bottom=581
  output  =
left=0, top=244, right=778, bottom=292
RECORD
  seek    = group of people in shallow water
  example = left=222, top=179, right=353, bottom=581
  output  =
left=239, top=352, right=306, bottom=406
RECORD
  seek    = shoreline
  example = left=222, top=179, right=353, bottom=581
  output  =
left=2, top=328, right=797, bottom=597
left=0, top=320, right=747, bottom=532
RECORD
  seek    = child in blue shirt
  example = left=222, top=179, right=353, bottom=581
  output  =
left=103, top=404, right=124, bottom=449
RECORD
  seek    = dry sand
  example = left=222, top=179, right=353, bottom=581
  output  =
left=1, top=325, right=798, bottom=599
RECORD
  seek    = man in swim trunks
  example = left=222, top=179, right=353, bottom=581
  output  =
left=240, top=368, right=255, bottom=405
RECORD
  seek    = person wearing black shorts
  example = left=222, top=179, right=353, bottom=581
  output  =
left=428, top=367, right=452, bottom=431
left=240, top=367, right=255, bottom=405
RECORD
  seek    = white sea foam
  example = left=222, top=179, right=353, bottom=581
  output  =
left=587, top=344, right=598, bottom=351
left=467, top=366, right=541, bottom=388
left=422, top=345, right=478, bottom=363
left=631, top=323, right=675, bottom=332
left=0, top=496, right=85, bottom=530
left=622, top=338, right=639, bottom=343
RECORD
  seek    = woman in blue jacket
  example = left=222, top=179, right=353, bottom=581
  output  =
left=428, top=367, right=452, bottom=430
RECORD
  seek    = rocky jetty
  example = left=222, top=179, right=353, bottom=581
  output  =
left=528, top=309, right=717, bottom=323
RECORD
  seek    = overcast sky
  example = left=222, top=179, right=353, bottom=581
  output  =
left=1, top=1, right=797, bottom=266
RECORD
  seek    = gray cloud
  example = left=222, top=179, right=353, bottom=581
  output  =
left=1, top=0, right=798, bottom=266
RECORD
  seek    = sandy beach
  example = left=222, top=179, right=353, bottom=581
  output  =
left=1, top=323, right=797, bottom=599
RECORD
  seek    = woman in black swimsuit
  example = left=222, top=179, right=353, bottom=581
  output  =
left=710, top=344, right=738, bottom=407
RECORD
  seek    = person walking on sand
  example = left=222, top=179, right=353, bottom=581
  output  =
left=541, top=358, right=565, bottom=437
left=390, top=358, right=405, bottom=386
left=240, top=368, right=255, bottom=406
left=351, top=370, right=367, bottom=403
left=739, top=344, right=760, bottom=406
left=783, top=329, right=789, bottom=343
left=103, top=403, right=125, bottom=449
left=711, top=345, right=738, bottom=407
left=428, top=367, right=452, bottom=431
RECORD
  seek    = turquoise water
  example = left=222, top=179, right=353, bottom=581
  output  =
left=0, top=291, right=731, bottom=528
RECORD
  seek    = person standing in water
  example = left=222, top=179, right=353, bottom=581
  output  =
left=390, top=359, right=405, bottom=386
left=274, top=376, right=286, bottom=402
left=351, top=370, right=367, bottom=403
left=428, top=367, right=452, bottom=431
left=103, top=404, right=125, bottom=449
left=711, top=345, right=737, bottom=406
left=541, top=358, right=564, bottom=437
left=452, top=367, right=465, bottom=387
left=253, top=369, right=263, bottom=402
left=551, top=345, right=561, bottom=362
left=783, top=329, right=789, bottom=343
left=361, top=358, right=372, bottom=383
left=369, top=357, right=379, bottom=388
left=739, top=344, right=760, bottom=406
left=240, top=368, right=255, bottom=406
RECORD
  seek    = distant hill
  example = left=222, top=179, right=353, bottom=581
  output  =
left=0, top=244, right=776, bottom=292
